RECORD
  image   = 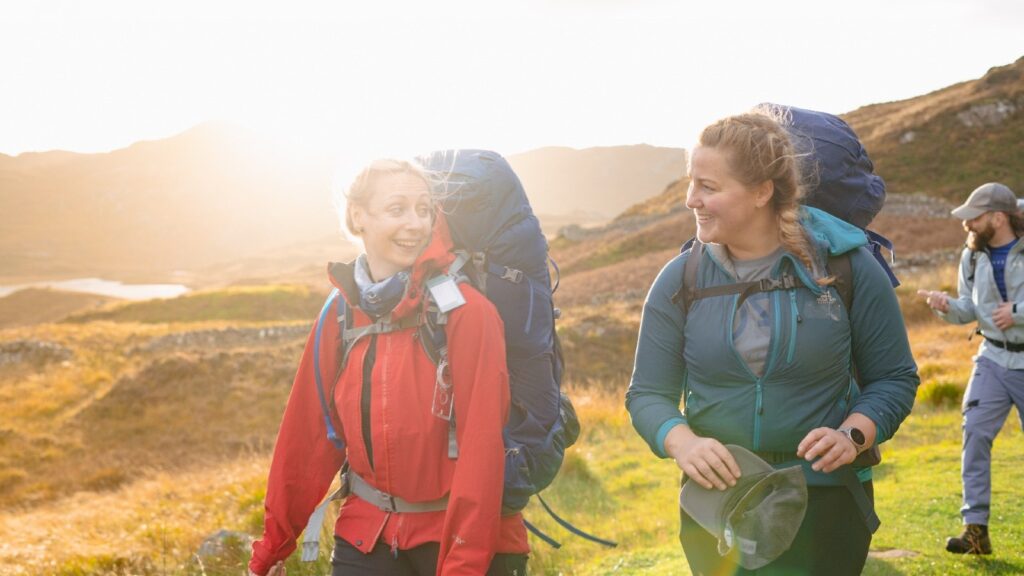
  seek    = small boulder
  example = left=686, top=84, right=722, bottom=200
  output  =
left=196, top=529, right=254, bottom=560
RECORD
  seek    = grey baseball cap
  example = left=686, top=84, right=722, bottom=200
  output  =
left=679, top=445, right=808, bottom=570
left=951, top=182, right=1018, bottom=220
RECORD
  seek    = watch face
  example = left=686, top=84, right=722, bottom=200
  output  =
left=849, top=428, right=865, bottom=445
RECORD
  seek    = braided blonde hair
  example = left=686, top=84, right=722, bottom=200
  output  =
left=697, top=110, right=825, bottom=282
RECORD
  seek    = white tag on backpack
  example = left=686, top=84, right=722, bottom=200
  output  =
left=426, top=275, right=466, bottom=313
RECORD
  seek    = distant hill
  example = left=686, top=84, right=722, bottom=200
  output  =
left=0, top=288, right=117, bottom=328
left=509, top=145, right=687, bottom=218
left=844, top=56, right=1024, bottom=199
left=0, top=123, right=342, bottom=283
left=0, top=128, right=683, bottom=284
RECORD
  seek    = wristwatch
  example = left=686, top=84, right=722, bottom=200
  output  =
left=837, top=426, right=867, bottom=454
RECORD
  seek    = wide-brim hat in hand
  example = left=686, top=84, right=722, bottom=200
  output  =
left=679, top=444, right=808, bottom=570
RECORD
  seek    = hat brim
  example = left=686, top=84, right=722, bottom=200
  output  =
left=951, top=205, right=987, bottom=220
left=679, top=445, right=776, bottom=536
left=724, top=465, right=808, bottom=569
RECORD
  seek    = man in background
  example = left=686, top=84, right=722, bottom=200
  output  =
left=918, top=182, right=1024, bottom=555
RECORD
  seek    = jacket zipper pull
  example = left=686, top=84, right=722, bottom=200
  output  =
left=391, top=534, right=399, bottom=559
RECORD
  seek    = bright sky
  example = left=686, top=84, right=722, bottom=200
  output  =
left=2, top=0, right=1022, bottom=158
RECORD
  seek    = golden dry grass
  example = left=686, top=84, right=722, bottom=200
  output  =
left=0, top=456, right=269, bottom=576
left=0, top=260, right=1003, bottom=575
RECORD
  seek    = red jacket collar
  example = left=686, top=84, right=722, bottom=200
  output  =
left=327, top=211, right=456, bottom=321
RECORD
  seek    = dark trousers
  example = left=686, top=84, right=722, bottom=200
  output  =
left=679, top=482, right=873, bottom=576
left=331, top=537, right=528, bottom=576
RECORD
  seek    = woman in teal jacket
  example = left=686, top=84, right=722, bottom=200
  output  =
left=625, top=111, right=919, bottom=575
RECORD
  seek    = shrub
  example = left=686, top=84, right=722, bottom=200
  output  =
left=918, top=379, right=964, bottom=408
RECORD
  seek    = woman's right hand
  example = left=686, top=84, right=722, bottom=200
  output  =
left=663, top=424, right=741, bottom=490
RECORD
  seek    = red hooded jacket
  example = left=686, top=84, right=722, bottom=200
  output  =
left=249, top=217, right=528, bottom=576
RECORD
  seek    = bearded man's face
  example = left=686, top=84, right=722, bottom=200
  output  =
left=965, top=213, right=996, bottom=251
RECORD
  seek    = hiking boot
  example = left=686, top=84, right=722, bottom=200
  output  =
left=945, top=524, right=992, bottom=554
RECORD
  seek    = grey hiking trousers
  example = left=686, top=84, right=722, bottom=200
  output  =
left=961, top=356, right=1024, bottom=525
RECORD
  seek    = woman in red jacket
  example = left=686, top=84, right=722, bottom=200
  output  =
left=248, top=159, right=529, bottom=576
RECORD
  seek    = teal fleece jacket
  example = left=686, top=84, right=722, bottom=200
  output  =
left=625, top=208, right=919, bottom=485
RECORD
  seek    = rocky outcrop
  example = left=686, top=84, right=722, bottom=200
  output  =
left=0, top=340, right=73, bottom=367
left=138, top=324, right=310, bottom=353
left=956, top=99, right=1018, bottom=128
left=878, top=193, right=956, bottom=219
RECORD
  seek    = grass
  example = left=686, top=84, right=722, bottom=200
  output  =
left=64, top=284, right=327, bottom=324
left=3, top=266, right=1023, bottom=574
left=4, top=387, right=1020, bottom=575
left=0, top=317, right=304, bottom=510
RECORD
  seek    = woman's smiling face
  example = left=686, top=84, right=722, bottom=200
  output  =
left=685, top=145, right=766, bottom=248
left=351, top=171, right=433, bottom=280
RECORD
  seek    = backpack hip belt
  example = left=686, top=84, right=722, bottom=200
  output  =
left=349, top=470, right=449, bottom=514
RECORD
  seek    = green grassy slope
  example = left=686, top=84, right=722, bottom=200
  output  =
left=65, top=284, right=327, bottom=324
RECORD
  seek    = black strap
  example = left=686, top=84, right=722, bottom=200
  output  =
left=838, top=467, right=881, bottom=533
left=984, top=336, right=1024, bottom=352
left=966, top=247, right=984, bottom=283
left=671, top=239, right=703, bottom=314
left=672, top=239, right=806, bottom=312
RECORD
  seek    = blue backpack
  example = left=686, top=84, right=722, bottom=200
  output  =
left=764, top=103, right=898, bottom=287
left=416, top=149, right=579, bottom=514
left=301, top=150, right=613, bottom=561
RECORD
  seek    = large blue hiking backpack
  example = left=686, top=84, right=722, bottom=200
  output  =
left=416, top=149, right=579, bottom=514
left=301, top=150, right=613, bottom=561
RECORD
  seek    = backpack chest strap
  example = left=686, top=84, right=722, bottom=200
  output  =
left=349, top=470, right=449, bottom=513
left=679, top=271, right=805, bottom=311
left=343, top=315, right=422, bottom=343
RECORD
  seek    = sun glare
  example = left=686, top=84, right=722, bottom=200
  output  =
left=0, top=1, right=1021, bottom=156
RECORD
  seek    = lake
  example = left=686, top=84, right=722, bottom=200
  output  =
left=0, top=278, right=190, bottom=300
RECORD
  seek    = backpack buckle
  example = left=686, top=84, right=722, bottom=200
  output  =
left=501, top=267, right=524, bottom=283
left=375, top=489, right=399, bottom=513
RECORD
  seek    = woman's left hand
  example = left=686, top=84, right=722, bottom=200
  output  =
left=796, top=427, right=857, bottom=473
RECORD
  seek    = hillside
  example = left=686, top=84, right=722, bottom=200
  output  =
left=0, top=123, right=342, bottom=283
left=844, top=56, right=1024, bottom=199
left=509, top=145, right=687, bottom=218
left=0, top=288, right=117, bottom=329
left=545, top=54, right=1024, bottom=309
left=3, top=275, right=1024, bottom=575
left=0, top=133, right=684, bottom=285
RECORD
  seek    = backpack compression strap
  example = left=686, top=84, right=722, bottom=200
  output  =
left=417, top=251, right=473, bottom=460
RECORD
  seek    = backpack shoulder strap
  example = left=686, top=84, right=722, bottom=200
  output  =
left=967, top=248, right=981, bottom=283
left=671, top=239, right=703, bottom=314
left=416, top=258, right=473, bottom=461
left=829, top=252, right=854, bottom=313
left=314, top=289, right=346, bottom=450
